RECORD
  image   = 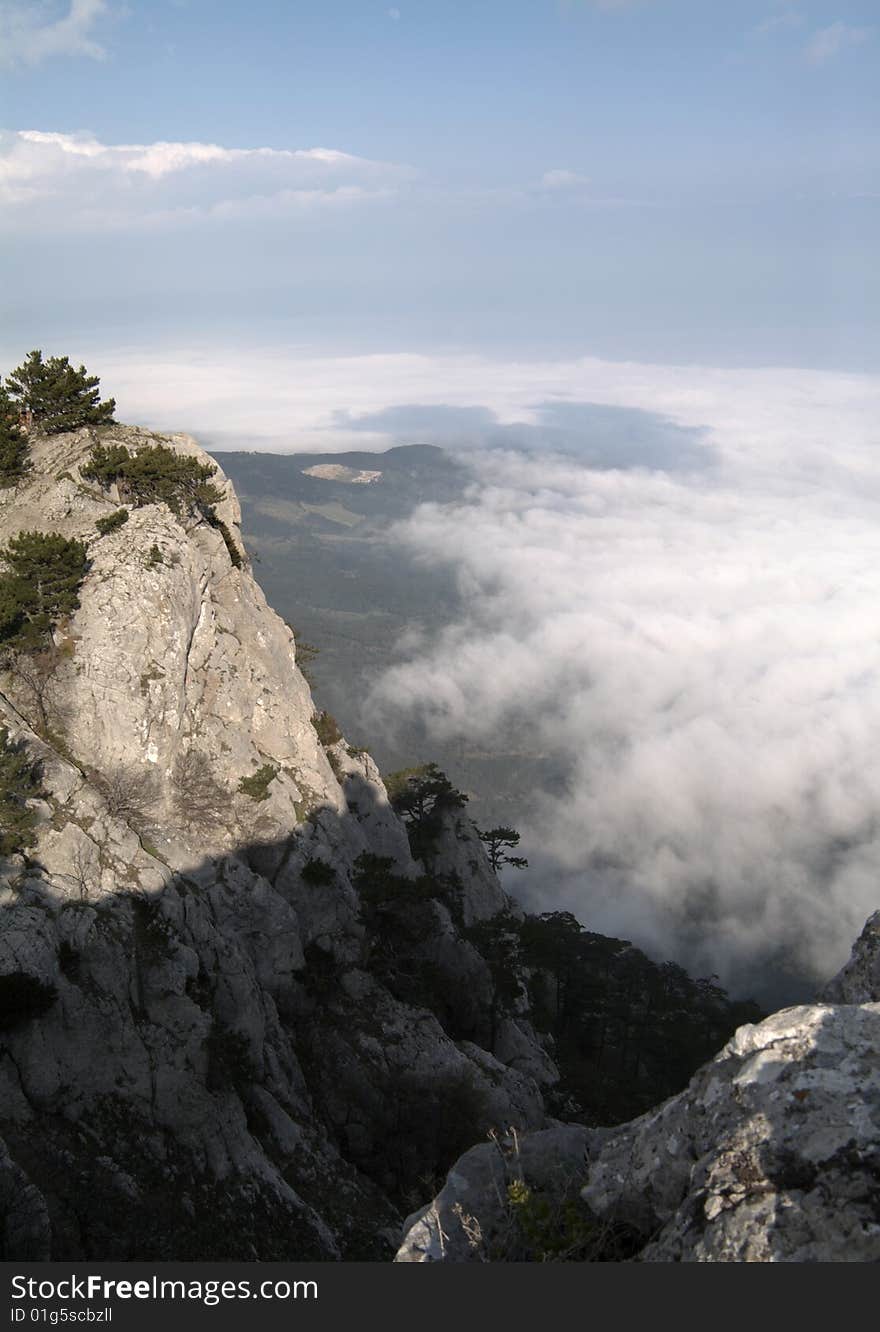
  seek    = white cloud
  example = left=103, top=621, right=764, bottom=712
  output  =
left=0, top=128, right=406, bottom=229
left=0, top=0, right=109, bottom=67
left=804, top=21, right=870, bottom=66
left=540, top=168, right=590, bottom=190
left=259, top=348, right=880, bottom=1001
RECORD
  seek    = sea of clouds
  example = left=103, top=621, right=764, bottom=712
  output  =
left=342, top=354, right=880, bottom=1003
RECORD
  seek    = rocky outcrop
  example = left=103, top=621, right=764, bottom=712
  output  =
left=0, top=424, right=556, bottom=1259
left=820, top=909, right=880, bottom=1003
left=397, top=916, right=880, bottom=1262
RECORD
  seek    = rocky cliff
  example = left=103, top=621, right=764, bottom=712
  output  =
left=397, top=913, right=880, bottom=1262
left=0, top=424, right=554, bottom=1259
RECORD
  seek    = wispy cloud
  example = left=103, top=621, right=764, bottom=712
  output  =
left=804, top=21, right=870, bottom=66
left=0, top=0, right=110, bottom=67
left=0, top=128, right=407, bottom=229
left=754, top=8, right=803, bottom=37
left=540, top=168, right=590, bottom=190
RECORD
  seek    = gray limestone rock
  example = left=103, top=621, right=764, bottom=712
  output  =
left=397, top=920, right=880, bottom=1263
left=820, top=909, right=880, bottom=1003
left=0, top=423, right=556, bottom=1259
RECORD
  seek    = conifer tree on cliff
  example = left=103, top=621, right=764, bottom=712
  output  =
left=5, top=351, right=115, bottom=435
left=0, top=387, right=30, bottom=486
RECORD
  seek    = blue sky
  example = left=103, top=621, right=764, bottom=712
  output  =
left=1, top=0, right=878, bottom=377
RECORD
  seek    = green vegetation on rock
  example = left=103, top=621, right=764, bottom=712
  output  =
left=5, top=350, right=115, bottom=435
left=311, top=710, right=342, bottom=747
left=237, top=763, right=278, bottom=802
left=386, top=762, right=468, bottom=858
left=82, top=442, right=222, bottom=514
left=0, top=726, right=41, bottom=855
left=95, top=508, right=129, bottom=537
left=0, top=530, right=90, bottom=655
left=81, top=441, right=242, bottom=566
left=0, top=387, right=30, bottom=487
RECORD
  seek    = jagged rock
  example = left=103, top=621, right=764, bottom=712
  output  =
left=0, top=423, right=557, bottom=1259
left=820, top=909, right=880, bottom=1003
left=422, top=809, right=510, bottom=927
left=583, top=1001, right=880, bottom=1261
left=398, top=982, right=880, bottom=1262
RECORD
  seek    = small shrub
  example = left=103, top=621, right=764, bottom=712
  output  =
left=95, top=508, right=129, bottom=537
left=93, top=761, right=157, bottom=821
left=300, top=858, right=336, bottom=887
left=311, top=710, right=342, bottom=747
left=146, top=544, right=164, bottom=567
left=172, top=749, right=227, bottom=827
left=237, top=763, right=277, bottom=802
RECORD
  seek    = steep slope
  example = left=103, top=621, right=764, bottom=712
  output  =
left=0, top=424, right=554, bottom=1259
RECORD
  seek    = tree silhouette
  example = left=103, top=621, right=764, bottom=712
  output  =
left=477, top=825, right=528, bottom=872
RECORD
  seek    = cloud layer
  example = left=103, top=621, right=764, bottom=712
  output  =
left=341, top=355, right=880, bottom=1001
left=0, top=128, right=404, bottom=228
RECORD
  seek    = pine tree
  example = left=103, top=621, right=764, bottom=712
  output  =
left=5, top=351, right=115, bottom=435
left=477, top=825, right=529, bottom=872
left=387, top=762, right=468, bottom=826
left=0, top=531, right=90, bottom=653
left=0, top=387, right=29, bottom=487
left=0, top=727, right=41, bottom=856
left=81, top=442, right=222, bottom=514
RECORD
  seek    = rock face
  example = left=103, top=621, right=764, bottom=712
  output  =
left=820, top=910, right=880, bottom=1004
left=0, top=424, right=556, bottom=1259
left=397, top=920, right=880, bottom=1263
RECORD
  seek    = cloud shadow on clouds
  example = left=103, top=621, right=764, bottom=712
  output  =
left=333, top=399, right=716, bottom=473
